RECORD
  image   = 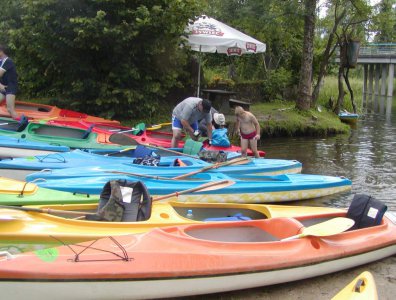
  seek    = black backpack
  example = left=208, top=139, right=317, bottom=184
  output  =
left=346, top=194, right=387, bottom=230
left=95, top=180, right=152, bottom=222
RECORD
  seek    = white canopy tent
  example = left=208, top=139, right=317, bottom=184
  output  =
left=186, top=15, right=266, bottom=96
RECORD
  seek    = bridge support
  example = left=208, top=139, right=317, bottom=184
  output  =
left=362, top=63, right=394, bottom=106
left=388, top=63, right=394, bottom=98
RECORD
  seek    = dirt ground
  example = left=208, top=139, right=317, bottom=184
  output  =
left=174, top=256, right=396, bottom=300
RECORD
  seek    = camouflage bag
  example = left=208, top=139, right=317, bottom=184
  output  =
left=198, top=150, right=227, bottom=163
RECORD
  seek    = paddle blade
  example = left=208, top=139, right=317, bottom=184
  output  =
left=282, top=217, right=355, bottom=241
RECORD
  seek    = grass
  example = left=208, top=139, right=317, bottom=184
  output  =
left=316, top=76, right=364, bottom=113
left=249, top=100, right=350, bottom=138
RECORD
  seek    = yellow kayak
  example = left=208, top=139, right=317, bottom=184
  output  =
left=0, top=201, right=343, bottom=249
left=332, top=271, right=378, bottom=300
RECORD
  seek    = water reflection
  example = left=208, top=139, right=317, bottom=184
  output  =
left=261, top=100, right=396, bottom=210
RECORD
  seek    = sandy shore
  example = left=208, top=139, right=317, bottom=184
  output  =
left=172, top=256, right=396, bottom=299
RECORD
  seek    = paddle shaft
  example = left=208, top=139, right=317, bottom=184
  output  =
left=0, top=205, right=94, bottom=217
left=0, top=180, right=235, bottom=216
left=153, top=180, right=234, bottom=201
left=172, top=157, right=250, bottom=179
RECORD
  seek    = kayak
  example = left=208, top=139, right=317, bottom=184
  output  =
left=0, top=135, right=70, bottom=158
left=0, top=147, right=301, bottom=181
left=0, top=119, right=129, bottom=150
left=0, top=201, right=342, bottom=248
left=0, top=177, right=98, bottom=205
left=0, top=100, right=119, bottom=124
left=32, top=173, right=352, bottom=203
left=332, top=271, right=378, bottom=300
left=0, top=148, right=154, bottom=180
left=47, top=119, right=266, bottom=157
left=339, top=112, right=359, bottom=125
left=24, top=157, right=302, bottom=181
left=0, top=212, right=394, bottom=299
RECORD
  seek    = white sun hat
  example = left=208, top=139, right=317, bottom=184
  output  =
left=213, top=113, right=226, bottom=125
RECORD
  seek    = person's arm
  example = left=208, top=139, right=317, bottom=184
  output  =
left=180, top=119, right=195, bottom=138
left=0, top=60, right=7, bottom=91
left=235, top=117, right=241, bottom=136
left=251, top=114, right=260, bottom=140
left=206, top=122, right=213, bottom=142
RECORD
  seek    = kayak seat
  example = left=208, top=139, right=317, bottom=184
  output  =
left=183, top=139, right=203, bottom=155
left=16, top=115, right=29, bottom=132
left=346, top=194, right=387, bottom=230
left=81, top=124, right=95, bottom=139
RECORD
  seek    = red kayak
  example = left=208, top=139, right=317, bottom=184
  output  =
left=47, top=119, right=266, bottom=156
left=0, top=100, right=120, bottom=125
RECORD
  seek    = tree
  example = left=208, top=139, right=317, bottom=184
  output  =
left=296, top=0, right=316, bottom=111
left=372, top=0, right=396, bottom=43
left=4, top=0, right=201, bottom=119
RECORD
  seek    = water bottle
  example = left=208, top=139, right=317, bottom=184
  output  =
left=186, top=209, right=194, bottom=219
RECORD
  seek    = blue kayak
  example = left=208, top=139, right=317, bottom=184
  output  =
left=0, top=135, right=70, bottom=158
left=25, top=156, right=303, bottom=181
left=32, top=172, right=352, bottom=203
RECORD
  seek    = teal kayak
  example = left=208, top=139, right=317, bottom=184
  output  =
left=33, top=172, right=352, bottom=203
left=0, top=118, right=128, bottom=150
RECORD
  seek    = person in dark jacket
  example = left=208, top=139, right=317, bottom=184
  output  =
left=0, top=44, right=18, bottom=119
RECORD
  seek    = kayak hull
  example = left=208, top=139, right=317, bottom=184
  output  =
left=0, top=202, right=343, bottom=248
left=0, top=100, right=119, bottom=124
left=332, top=271, right=378, bottom=300
left=0, top=177, right=98, bottom=205
left=47, top=119, right=266, bottom=157
left=0, top=120, right=128, bottom=150
left=34, top=173, right=352, bottom=203
left=0, top=213, right=394, bottom=299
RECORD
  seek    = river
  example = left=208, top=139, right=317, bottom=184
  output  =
left=262, top=98, right=396, bottom=211
left=181, top=97, right=396, bottom=300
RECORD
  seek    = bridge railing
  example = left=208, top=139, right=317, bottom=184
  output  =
left=358, top=43, right=396, bottom=56
left=335, top=44, right=396, bottom=57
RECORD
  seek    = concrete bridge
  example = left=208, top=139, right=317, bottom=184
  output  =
left=357, top=44, right=395, bottom=103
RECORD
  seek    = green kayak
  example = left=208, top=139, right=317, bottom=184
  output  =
left=0, top=177, right=99, bottom=205
left=0, top=117, right=128, bottom=150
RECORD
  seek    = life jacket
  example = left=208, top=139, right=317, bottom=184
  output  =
left=346, top=194, right=387, bottom=230
left=96, top=180, right=152, bottom=222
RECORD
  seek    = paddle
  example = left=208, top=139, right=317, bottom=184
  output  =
left=172, top=157, right=250, bottom=180
left=0, top=180, right=235, bottom=217
left=146, top=122, right=171, bottom=131
left=281, top=217, right=355, bottom=241
left=107, top=157, right=250, bottom=180
left=152, top=179, right=234, bottom=201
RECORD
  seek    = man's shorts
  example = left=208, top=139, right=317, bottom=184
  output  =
left=172, top=115, right=198, bottom=131
left=0, top=84, right=18, bottom=96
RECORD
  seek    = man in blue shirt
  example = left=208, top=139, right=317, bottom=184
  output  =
left=171, top=97, right=213, bottom=147
left=0, top=44, right=18, bottom=119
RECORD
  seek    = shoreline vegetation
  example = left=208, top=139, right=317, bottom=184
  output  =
left=22, top=75, right=395, bottom=139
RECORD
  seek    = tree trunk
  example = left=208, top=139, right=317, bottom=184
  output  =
left=296, top=0, right=317, bottom=111
left=343, top=67, right=357, bottom=113
left=312, top=6, right=347, bottom=106
left=334, top=40, right=347, bottom=114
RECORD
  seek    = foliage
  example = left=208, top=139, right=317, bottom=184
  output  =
left=1, top=0, right=201, bottom=119
left=371, top=0, right=396, bottom=43
left=204, top=0, right=304, bottom=83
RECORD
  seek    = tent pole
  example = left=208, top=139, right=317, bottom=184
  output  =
left=197, top=46, right=201, bottom=97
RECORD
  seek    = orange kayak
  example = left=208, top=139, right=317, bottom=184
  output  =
left=0, top=100, right=119, bottom=124
left=0, top=212, right=394, bottom=299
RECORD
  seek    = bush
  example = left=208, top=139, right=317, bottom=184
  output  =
left=4, top=0, right=201, bottom=119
